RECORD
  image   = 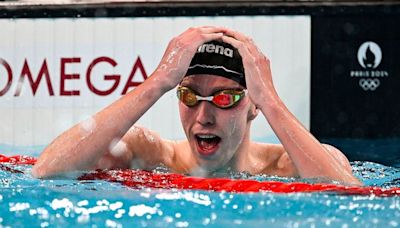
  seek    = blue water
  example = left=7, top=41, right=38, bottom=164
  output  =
left=1, top=145, right=400, bottom=227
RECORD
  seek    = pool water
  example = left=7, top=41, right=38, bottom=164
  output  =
left=0, top=146, right=399, bottom=227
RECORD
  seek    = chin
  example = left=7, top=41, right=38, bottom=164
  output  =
left=198, top=153, right=232, bottom=171
left=198, top=161, right=222, bottom=172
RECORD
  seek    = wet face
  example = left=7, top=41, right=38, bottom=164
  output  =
left=179, top=74, right=254, bottom=171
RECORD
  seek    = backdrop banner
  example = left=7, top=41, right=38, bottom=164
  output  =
left=311, top=15, right=400, bottom=165
left=0, top=16, right=311, bottom=146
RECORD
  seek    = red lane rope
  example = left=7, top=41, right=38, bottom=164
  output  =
left=0, top=154, right=37, bottom=165
left=1, top=154, right=400, bottom=197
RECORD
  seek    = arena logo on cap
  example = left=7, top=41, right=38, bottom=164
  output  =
left=197, top=43, right=233, bottom=58
left=350, top=41, right=389, bottom=91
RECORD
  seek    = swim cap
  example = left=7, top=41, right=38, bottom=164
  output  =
left=185, top=40, right=246, bottom=87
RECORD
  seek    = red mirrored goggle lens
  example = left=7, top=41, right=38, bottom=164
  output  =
left=212, top=93, right=235, bottom=107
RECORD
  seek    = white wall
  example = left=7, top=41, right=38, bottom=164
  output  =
left=0, top=16, right=310, bottom=146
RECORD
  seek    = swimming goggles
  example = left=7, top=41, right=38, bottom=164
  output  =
left=177, top=86, right=247, bottom=109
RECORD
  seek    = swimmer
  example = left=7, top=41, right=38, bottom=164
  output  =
left=32, top=26, right=362, bottom=186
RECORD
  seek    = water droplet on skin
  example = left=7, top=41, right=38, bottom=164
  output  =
left=128, top=126, right=141, bottom=135
left=158, top=64, right=168, bottom=71
left=109, top=139, right=127, bottom=157
left=166, top=49, right=180, bottom=64
left=143, top=130, right=156, bottom=143
left=228, top=117, right=238, bottom=137
left=80, top=117, right=96, bottom=138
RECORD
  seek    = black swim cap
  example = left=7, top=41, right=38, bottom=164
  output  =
left=185, top=40, right=246, bottom=87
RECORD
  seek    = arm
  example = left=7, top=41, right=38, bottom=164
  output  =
left=222, top=31, right=362, bottom=186
left=32, top=26, right=225, bottom=178
left=32, top=72, right=169, bottom=178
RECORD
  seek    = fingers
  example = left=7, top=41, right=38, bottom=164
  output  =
left=173, top=26, right=225, bottom=48
left=196, top=26, right=227, bottom=34
left=157, top=26, right=226, bottom=88
left=203, top=32, right=224, bottom=43
left=223, top=29, right=250, bottom=42
left=178, top=26, right=226, bottom=37
left=221, top=35, right=253, bottom=60
left=223, top=29, right=257, bottom=51
left=187, top=26, right=225, bottom=43
left=223, top=29, right=261, bottom=55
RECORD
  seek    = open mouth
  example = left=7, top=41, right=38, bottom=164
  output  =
left=195, top=134, right=221, bottom=156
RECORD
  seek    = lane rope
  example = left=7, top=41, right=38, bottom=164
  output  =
left=1, top=154, right=399, bottom=196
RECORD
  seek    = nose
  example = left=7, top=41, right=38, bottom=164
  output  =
left=195, top=101, right=216, bottom=126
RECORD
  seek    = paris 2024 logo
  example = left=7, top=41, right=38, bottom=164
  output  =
left=350, top=41, right=389, bottom=91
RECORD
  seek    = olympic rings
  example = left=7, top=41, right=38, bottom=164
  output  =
left=359, top=78, right=380, bottom=91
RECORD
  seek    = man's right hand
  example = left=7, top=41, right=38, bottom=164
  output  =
left=155, top=26, right=226, bottom=90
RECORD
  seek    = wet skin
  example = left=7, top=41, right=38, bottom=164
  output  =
left=31, top=26, right=362, bottom=186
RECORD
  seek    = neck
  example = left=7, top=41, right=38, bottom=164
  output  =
left=223, top=127, right=253, bottom=173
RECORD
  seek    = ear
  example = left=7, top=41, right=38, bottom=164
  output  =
left=247, top=104, right=259, bottom=121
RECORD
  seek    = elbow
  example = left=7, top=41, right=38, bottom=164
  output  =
left=31, top=164, right=51, bottom=179
left=31, top=161, right=54, bottom=179
left=31, top=165, right=44, bottom=178
left=324, top=174, right=364, bottom=187
left=348, top=177, right=364, bottom=187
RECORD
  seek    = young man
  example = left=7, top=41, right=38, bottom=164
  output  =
left=32, top=26, right=362, bottom=185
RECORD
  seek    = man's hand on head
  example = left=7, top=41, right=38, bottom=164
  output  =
left=221, top=29, right=277, bottom=107
left=154, top=26, right=226, bottom=91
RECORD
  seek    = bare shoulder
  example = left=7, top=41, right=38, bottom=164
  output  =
left=122, top=127, right=197, bottom=173
left=121, top=125, right=177, bottom=169
left=165, top=140, right=197, bottom=173
left=252, top=142, right=298, bottom=177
